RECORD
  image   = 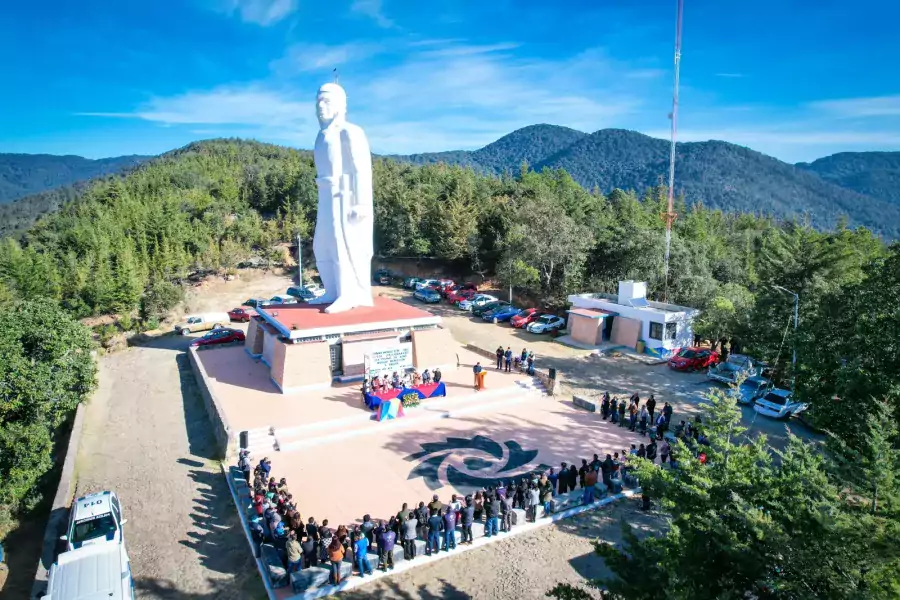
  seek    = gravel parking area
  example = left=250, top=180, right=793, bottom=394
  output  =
left=75, top=334, right=265, bottom=599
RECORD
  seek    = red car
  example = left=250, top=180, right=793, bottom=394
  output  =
left=228, top=307, right=255, bottom=322
left=191, top=328, right=246, bottom=347
left=447, top=289, right=476, bottom=304
left=510, top=308, right=543, bottom=328
left=668, top=347, right=719, bottom=371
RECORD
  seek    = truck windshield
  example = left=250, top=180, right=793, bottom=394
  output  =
left=73, top=512, right=118, bottom=544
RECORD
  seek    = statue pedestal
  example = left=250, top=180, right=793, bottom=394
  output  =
left=247, top=297, right=454, bottom=394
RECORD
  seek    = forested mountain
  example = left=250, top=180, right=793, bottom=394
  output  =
left=797, top=151, right=900, bottom=205
left=393, top=126, right=900, bottom=237
left=0, top=153, right=149, bottom=203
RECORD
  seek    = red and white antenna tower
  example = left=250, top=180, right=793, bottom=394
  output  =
left=663, top=0, right=684, bottom=303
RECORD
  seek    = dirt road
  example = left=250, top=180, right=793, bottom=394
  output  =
left=75, top=334, right=265, bottom=599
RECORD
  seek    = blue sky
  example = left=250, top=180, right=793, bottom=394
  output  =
left=1, top=0, right=898, bottom=162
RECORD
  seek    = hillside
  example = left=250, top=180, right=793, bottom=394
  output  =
left=0, top=153, right=149, bottom=203
left=393, top=126, right=900, bottom=237
left=797, top=151, right=900, bottom=205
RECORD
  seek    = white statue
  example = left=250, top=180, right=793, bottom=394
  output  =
left=312, top=83, right=374, bottom=313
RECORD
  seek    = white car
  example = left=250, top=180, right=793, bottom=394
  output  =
left=708, top=354, right=759, bottom=385
left=458, top=294, right=497, bottom=311
left=269, top=294, right=299, bottom=305
left=526, top=314, right=566, bottom=334
left=42, top=544, right=134, bottom=600
left=753, top=388, right=808, bottom=420
left=61, top=491, right=126, bottom=552
left=415, top=279, right=440, bottom=291
left=303, top=283, right=326, bottom=298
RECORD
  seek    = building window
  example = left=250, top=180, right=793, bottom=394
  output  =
left=665, top=322, right=678, bottom=340
left=649, top=322, right=663, bottom=340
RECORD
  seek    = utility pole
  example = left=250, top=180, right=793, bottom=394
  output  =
left=662, top=0, right=684, bottom=303
left=773, top=285, right=799, bottom=372
left=297, top=234, right=302, bottom=287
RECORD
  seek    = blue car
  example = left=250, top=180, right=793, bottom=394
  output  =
left=414, top=288, right=441, bottom=303
left=482, top=305, right=521, bottom=323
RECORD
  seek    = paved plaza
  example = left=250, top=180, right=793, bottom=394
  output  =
left=200, top=345, right=645, bottom=528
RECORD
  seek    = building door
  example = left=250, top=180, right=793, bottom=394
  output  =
left=329, top=343, right=343, bottom=375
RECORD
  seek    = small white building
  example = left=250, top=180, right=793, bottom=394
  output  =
left=566, top=281, right=699, bottom=359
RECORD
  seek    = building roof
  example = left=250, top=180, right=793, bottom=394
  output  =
left=258, top=296, right=441, bottom=339
left=568, top=308, right=616, bottom=319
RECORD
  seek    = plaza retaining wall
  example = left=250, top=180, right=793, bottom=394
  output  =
left=188, top=346, right=238, bottom=461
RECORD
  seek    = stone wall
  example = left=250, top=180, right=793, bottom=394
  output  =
left=188, top=346, right=238, bottom=460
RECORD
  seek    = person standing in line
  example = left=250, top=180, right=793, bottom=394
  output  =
left=360, top=514, right=375, bottom=546
left=629, top=402, right=638, bottom=431
left=663, top=401, right=673, bottom=425
left=630, top=391, right=640, bottom=407
left=301, top=530, right=318, bottom=569
left=402, top=511, right=418, bottom=560
left=352, top=531, right=373, bottom=577
left=637, top=443, right=647, bottom=459
left=660, top=439, right=671, bottom=464
left=568, top=464, right=579, bottom=492
left=495, top=346, right=504, bottom=369
left=286, top=531, right=303, bottom=573
left=379, top=524, right=396, bottom=571
left=504, top=347, right=513, bottom=372
left=327, top=537, right=344, bottom=585
left=460, top=497, right=474, bottom=545
left=433, top=367, right=442, bottom=383
left=415, top=502, right=428, bottom=541
left=647, top=394, right=657, bottom=423
left=527, top=482, right=540, bottom=522
left=427, top=509, right=443, bottom=555
left=500, top=492, right=513, bottom=532
left=442, top=507, right=457, bottom=551
left=639, top=404, right=649, bottom=435
left=583, top=466, right=598, bottom=504
left=600, top=394, right=610, bottom=419
left=540, top=478, right=554, bottom=517
left=618, top=399, right=627, bottom=427
left=487, top=493, right=501, bottom=537
left=578, top=459, right=589, bottom=488
left=610, top=399, right=619, bottom=424
left=547, top=467, right=558, bottom=496
left=558, top=462, right=569, bottom=494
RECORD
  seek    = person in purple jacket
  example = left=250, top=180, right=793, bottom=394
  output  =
left=378, top=523, right=396, bottom=571
left=441, top=506, right=457, bottom=551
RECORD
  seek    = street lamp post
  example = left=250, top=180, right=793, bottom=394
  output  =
left=772, top=285, right=799, bottom=372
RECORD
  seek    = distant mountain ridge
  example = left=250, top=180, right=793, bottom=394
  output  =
left=393, top=125, right=900, bottom=237
left=0, top=153, right=150, bottom=204
left=797, top=151, right=900, bottom=205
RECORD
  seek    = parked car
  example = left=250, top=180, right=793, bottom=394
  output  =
left=61, top=491, right=126, bottom=552
left=447, top=288, right=476, bottom=304
left=174, top=312, right=230, bottom=335
left=227, top=307, right=254, bottom=322
left=459, top=294, right=497, bottom=311
left=301, top=283, right=326, bottom=298
left=708, top=354, right=760, bottom=385
left=286, top=286, right=316, bottom=301
left=403, top=277, right=422, bottom=289
left=269, top=294, right=299, bottom=305
left=526, top=314, right=566, bottom=334
left=753, top=388, right=808, bottom=419
left=43, top=543, right=134, bottom=600
left=473, top=300, right=509, bottom=317
left=415, top=279, right=440, bottom=291
left=510, top=308, right=542, bottom=328
left=191, top=328, right=246, bottom=347
left=442, top=282, right=475, bottom=298
left=413, top=288, right=442, bottom=303
left=668, top=347, right=719, bottom=371
left=242, top=298, right=271, bottom=309
left=373, top=269, right=392, bottom=285
left=483, top=304, right=521, bottom=323
left=734, top=375, right=771, bottom=405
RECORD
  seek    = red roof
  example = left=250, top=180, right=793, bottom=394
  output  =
left=263, top=296, right=435, bottom=332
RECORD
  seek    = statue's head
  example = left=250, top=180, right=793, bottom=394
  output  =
left=316, top=83, right=347, bottom=129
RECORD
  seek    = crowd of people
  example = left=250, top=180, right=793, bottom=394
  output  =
left=236, top=392, right=691, bottom=588
left=362, top=367, right=442, bottom=395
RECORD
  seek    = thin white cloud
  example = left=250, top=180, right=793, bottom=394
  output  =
left=808, top=94, right=900, bottom=118
left=419, top=43, right=521, bottom=58
left=715, top=73, right=744, bottom=78
left=270, top=43, right=381, bottom=76
left=219, top=0, right=297, bottom=25
left=351, top=0, right=395, bottom=28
